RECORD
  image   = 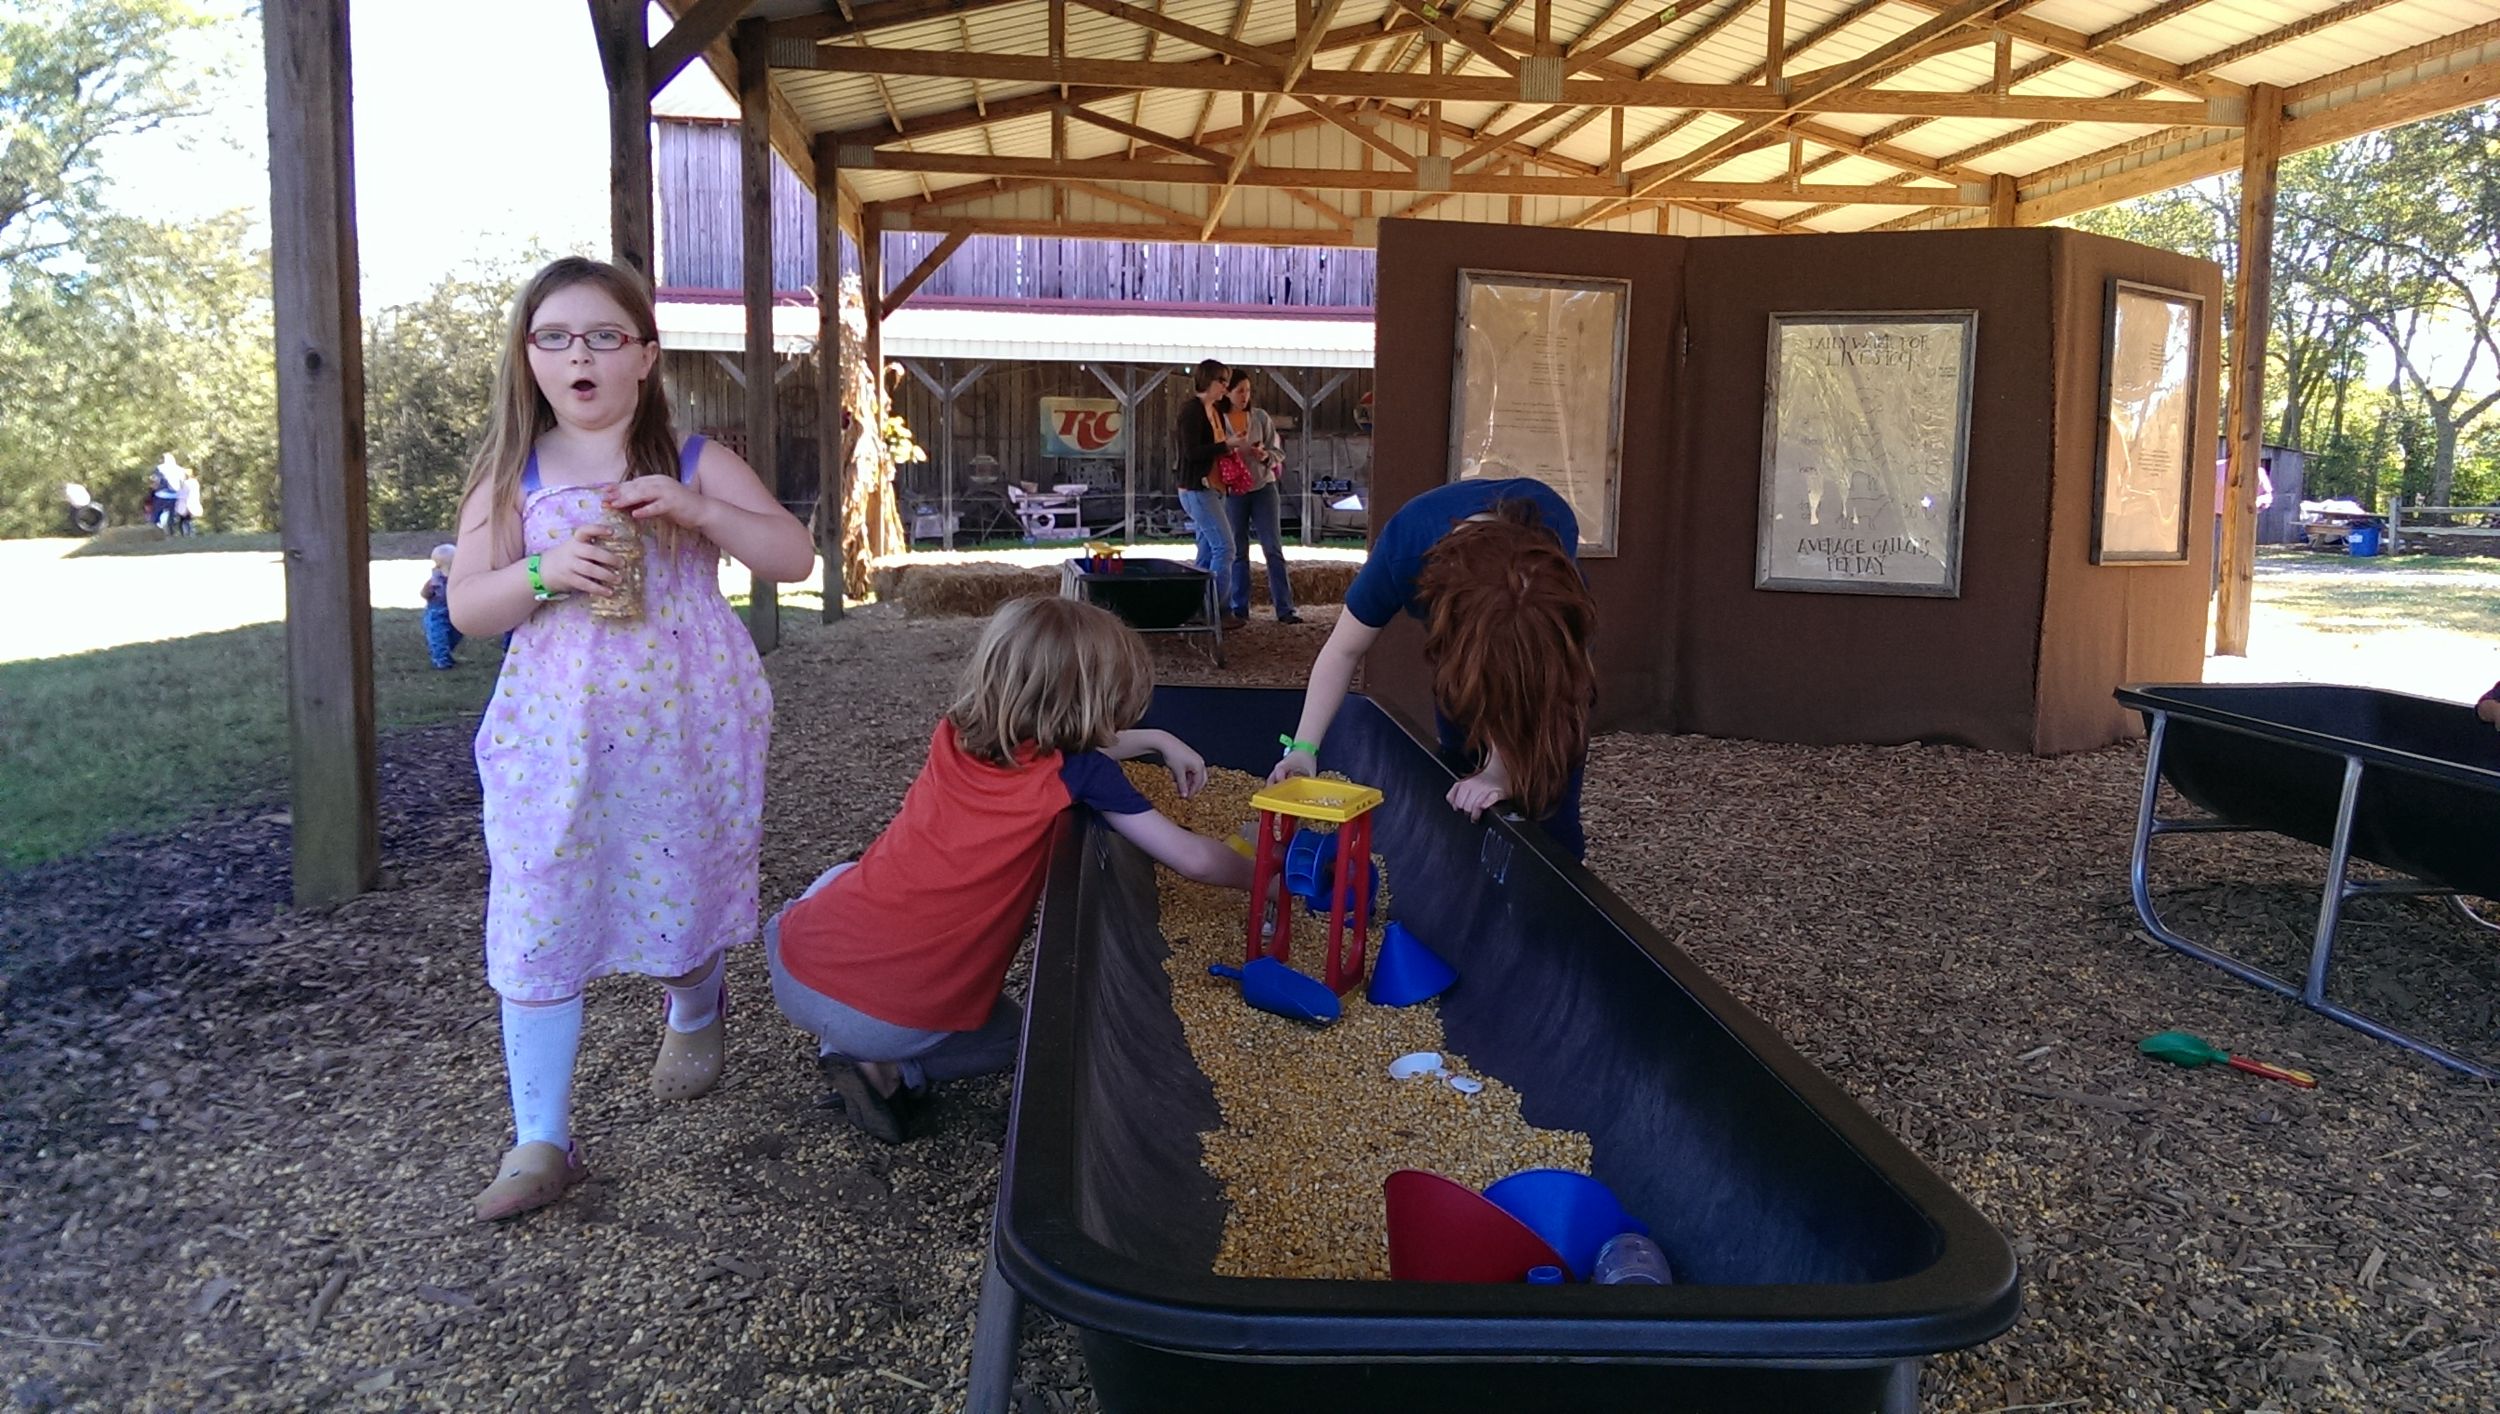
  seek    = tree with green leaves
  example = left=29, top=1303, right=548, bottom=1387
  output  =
left=0, top=0, right=216, bottom=283
left=2303, top=105, right=2500, bottom=507
left=364, top=259, right=538, bottom=533
left=0, top=211, right=275, bottom=535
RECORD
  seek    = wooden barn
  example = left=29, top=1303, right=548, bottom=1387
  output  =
left=648, top=95, right=1379, bottom=548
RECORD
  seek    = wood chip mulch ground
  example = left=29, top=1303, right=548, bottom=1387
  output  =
left=4, top=603, right=2495, bottom=1412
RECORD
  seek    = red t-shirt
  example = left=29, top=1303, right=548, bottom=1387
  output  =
left=776, top=718, right=1149, bottom=1032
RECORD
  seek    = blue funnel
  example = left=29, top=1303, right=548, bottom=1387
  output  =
left=1367, top=921, right=1458, bottom=1006
left=1208, top=959, right=1340, bottom=1026
left=1483, top=1169, right=1648, bottom=1281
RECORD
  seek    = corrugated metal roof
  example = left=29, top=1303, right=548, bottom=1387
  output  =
left=878, top=302, right=1376, bottom=366
left=656, top=299, right=824, bottom=355
left=733, top=0, right=2500, bottom=238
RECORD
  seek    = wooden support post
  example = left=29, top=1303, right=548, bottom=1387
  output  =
left=596, top=0, right=655, bottom=280
left=1992, top=28, right=2011, bottom=93
left=2216, top=83, right=2282, bottom=657
left=815, top=137, right=845, bottom=622
left=1052, top=106, right=1068, bottom=220
left=1990, top=171, right=2017, bottom=226
left=1429, top=40, right=1443, bottom=157
left=1610, top=105, right=1623, bottom=168
left=1766, top=0, right=1785, bottom=90
left=862, top=230, right=883, bottom=472
left=265, top=0, right=376, bottom=905
left=737, top=21, right=780, bottom=652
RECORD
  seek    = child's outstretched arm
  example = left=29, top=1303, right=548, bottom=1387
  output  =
left=606, top=441, right=815, bottom=582
left=1103, top=808, right=1252, bottom=890
left=1105, top=728, right=1207, bottom=797
left=1268, top=612, right=1380, bottom=783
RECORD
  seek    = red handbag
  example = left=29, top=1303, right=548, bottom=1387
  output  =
left=1207, top=403, right=1256, bottom=494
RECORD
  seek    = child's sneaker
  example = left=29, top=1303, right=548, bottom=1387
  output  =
left=819, top=1058, right=916, bottom=1143
left=472, top=1140, right=584, bottom=1221
left=651, top=973, right=728, bottom=1101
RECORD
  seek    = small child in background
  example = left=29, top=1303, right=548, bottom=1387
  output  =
left=422, top=543, right=462, bottom=669
left=2477, top=682, right=2499, bottom=731
left=766, top=595, right=1255, bottom=1143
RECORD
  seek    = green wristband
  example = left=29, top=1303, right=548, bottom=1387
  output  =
left=526, top=554, right=561, bottom=602
left=1279, top=734, right=1320, bottom=757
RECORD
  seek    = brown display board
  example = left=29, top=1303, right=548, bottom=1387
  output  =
left=1369, top=218, right=2221, bottom=756
left=1370, top=220, right=1684, bottom=738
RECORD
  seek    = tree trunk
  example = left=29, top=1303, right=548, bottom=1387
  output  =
left=2431, top=418, right=2459, bottom=507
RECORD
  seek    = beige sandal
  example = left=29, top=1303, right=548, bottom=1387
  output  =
left=471, top=1140, right=584, bottom=1222
left=650, top=971, right=727, bottom=1102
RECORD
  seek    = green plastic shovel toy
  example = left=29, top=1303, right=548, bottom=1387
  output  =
left=2139, top=1030, right=2317, bottom=1089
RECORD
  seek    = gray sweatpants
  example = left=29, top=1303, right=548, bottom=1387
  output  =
left=763, top=862, right=1023, bottom=1092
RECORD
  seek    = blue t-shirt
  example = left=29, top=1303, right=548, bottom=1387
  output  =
left=1059, top=750, right=1152, bottom=816
left=1343, top=477, right=1580, bottom=627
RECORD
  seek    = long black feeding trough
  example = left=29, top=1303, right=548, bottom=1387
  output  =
left=2117, top=681, right=2500, bottom=1079
left=977, top=687, right=2020, bottom=1414
left=1059, top=557, right=1226, bottom=664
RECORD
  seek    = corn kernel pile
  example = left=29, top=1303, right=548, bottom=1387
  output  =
left=1125, top=763, right=1593, bottom=1280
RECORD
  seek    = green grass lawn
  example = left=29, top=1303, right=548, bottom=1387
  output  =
left=2253, top=547, right=2500, bottom=638
left=0, top=610, right=506, bottom=867
left=68, top=527, right=455, bottom=559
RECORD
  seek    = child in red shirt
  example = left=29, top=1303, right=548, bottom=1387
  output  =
left=767, top=595, right=1253, bottom=1141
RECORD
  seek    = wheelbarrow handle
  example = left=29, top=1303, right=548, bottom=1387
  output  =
left=2225, top=1055, right=2318, bottom=1089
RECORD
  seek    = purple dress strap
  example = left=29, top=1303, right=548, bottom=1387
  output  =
left=521, top=450, right=541, bottom=496
left=679, top=434, right=707, bottom=483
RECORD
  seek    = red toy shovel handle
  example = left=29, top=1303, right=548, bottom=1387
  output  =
left=2226, top=1055, right=2317, bottom=1088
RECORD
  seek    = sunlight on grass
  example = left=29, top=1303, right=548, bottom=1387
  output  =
left=0, top=610, right=504, bottom=867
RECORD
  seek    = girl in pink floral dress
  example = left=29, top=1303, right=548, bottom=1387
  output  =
left=448, top=257, right=814, bottom=1221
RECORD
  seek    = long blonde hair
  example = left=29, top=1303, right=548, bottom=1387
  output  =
left=459, top=257, right=680, bottom=541
left=948, top=597, right=1152, bottom=767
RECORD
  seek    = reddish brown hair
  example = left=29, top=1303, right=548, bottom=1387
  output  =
left=1415, top=501, right=1597, bottom=817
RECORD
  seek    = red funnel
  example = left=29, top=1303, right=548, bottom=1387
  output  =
left=1385, top=1170, right=1570, bottom=1283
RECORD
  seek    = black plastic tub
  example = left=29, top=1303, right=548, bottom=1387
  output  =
left=2115, top=682, right=2500, bottom=900
left=997, top=687, right=2020, bottom=1414
left=1065, top=558, right=1214, bottom=630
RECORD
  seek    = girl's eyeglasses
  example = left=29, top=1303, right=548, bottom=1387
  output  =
left=529, top=328, right=645, bottom=353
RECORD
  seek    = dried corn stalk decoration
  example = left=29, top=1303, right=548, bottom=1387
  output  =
left=823, top=273, right=917, bottom=601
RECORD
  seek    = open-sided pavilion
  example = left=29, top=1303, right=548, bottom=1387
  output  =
left=262, top=0, right=2500, bottom=903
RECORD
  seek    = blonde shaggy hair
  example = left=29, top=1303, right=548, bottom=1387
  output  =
left=948, top=597, right=1153, bottom=766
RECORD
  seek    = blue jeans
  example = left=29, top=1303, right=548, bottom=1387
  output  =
left=1224, top=484, right=1294, bottom=618
left=423, top=600, right=463, bottom=668
left=764, top=862, right=1023, bottom=1090
left=1177, top=487, right=1232, bottom=575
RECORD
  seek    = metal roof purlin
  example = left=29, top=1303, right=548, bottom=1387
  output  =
left=769, top=0, right=2500, bottom=240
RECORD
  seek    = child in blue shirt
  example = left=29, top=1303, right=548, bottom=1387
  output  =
left=423, top=543, right=462, bottom=669
left=1271, top=477, right=1597, bottom=858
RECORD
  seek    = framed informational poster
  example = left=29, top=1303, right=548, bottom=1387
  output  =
left=1448, top=270, right=1627, bottom=556
left=2093, top=281, right=2203, bottom=564
left=1756, top=311, right=1976, bottom=597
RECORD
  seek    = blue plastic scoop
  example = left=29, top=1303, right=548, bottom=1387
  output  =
left=1208, top=958, right=1341, bottom=1025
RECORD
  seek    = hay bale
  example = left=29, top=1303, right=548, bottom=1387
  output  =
left=874, top=553, right=1359, bottom=618
left=889, top=563, right=1059, bottom=618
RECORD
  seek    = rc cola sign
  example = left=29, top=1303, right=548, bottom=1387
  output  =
left=1040, top=398, right=1125, bottom=457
